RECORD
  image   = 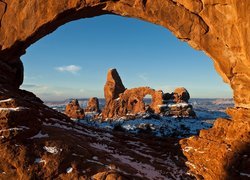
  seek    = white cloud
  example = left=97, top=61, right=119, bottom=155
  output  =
left=55, top=65, right=81, bottom=74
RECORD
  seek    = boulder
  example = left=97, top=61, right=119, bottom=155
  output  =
left=65, top=99, right=85, bottom=119
left=85, top=97, right=100, bottom=113
left=173, top=87, right=190, bottom=103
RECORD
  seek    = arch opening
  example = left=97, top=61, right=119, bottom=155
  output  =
left=20, top=15, right=233, bottom=139
left=0, top=1, right=249, bottom=179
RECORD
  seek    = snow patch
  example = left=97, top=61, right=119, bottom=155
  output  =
left=66, top=167, right=73, bottom=173
left=168, top=103, right=189, bottom=108
left=0, top=98, right=14, bottom=103
left=29, top=131, right=49, bottom=139
left=240, top=173, right=250, bottom=177
left=43, top=146, right=61, bottom=154
left=0, top=126, right=29, bottom=133
left=0, top=107, right=29, bottom=112
left=34, top=158, right=46, bottom=164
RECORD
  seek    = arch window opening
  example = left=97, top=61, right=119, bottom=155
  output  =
left=21, top=15, right=233, bottom=139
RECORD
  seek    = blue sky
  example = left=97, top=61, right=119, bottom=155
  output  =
left=21, top=15, right=232, bottom=101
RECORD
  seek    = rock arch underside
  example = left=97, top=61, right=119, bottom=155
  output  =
left=0, top=0, right=249, bottom=179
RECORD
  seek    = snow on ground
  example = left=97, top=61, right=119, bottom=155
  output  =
left=47, top=98, right=233, bottom=138
left=34, top=158, right=46, bottom=164
left=89, top=142, right=187, bottom=179
left=79, top=116, right=213, bottom=138
left=0, top=107, right=29, bottom=112
left=0, top=126, right=29, bottom=133
left=240, top=173, right=250, bottom=178
left=66, top=167, right=73, bottom=173
left=43, top=146, right=61, bottom=154
left=29, top=131, right=49, bottom=139
left=0, top=98, right=14, bottom=103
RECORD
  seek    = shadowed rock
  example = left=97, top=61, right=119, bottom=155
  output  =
left=85, top=97, right=100, bottom=113
left=173, top=87, right=190, bottom=103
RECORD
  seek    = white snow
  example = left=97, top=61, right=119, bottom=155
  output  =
left=0, top=126, right=29, bottom=133
left=29, top=131, right=49, bottom=139
left=157, top=104, right=168, bottom=108
left=34, top=158, right=46, bottom=164
left=89, top=142, right=185, bottom=179
left=43, top=146, right=61, bottom=154
left=90, top=143, right=111, bottom=153
left=0, top=98, right=14, bottom=103
left=66, top=167, right=73, bottom=174
left=72, top=153, right=84, bottom=158
left=0, top=107, right=29, bottom=111
left=86, top=159, right=104, bottom=166
left=240, top=173, right=250, bottom=177
left=112, top=153, right=166, bottom=179
left=168, top=103, right=189, bottom=108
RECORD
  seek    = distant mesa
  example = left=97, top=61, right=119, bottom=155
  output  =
left=65, top=99, right=85, bottom=119
left=64, top=69, right=196, bottom=120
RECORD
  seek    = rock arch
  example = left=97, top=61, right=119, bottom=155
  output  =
left=0, top=0, right=249, bottom=179
left=120, top=87, right=163, bottom=114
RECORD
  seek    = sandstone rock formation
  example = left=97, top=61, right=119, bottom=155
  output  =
left=173, top=87, right=190, bottom=103
left=65, top=99, right=85, bottom=119
left=102, top=70, right=195, bottom=119
left=0, top=85, right=192, bottom=179
left=104, top=68, right=126, bottom=102
left=85, top=97, right=100, bottom=113
left=0, top=0, right=249, bottom=179
left=102, top=68, right=126, bottom=119
left=102, top=86, right=164, bottom=119
left=180, top=108, right=250, bottom=179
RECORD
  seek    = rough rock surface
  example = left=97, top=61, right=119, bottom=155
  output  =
left=0, top=0, right=249, bottom=179
left=173, top=87, right=190, bottom=103
left=180, top=108, right=250, bottom=179
left=104, top=68, right=126, bottom=102
left=85, top=97, right=100, bottom=113
left=0, top=86, right=192, bottom=179
left=65, top=99, right=85, bottom=119
left=102, top=68, right=126, bottom=119
left=102, top=86, right=163, bottom=119
left=0, top=0, right=249, bottom=109
left=102, top=70, right=195, bottom=119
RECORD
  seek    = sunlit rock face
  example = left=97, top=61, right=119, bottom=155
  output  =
left=65, top=99, right=85, bottom=119
left=85, top=97, right=101, bottom=113
left=0, top=0, right=249, bottom=179
left=102, top=68, right=126, bottom=119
